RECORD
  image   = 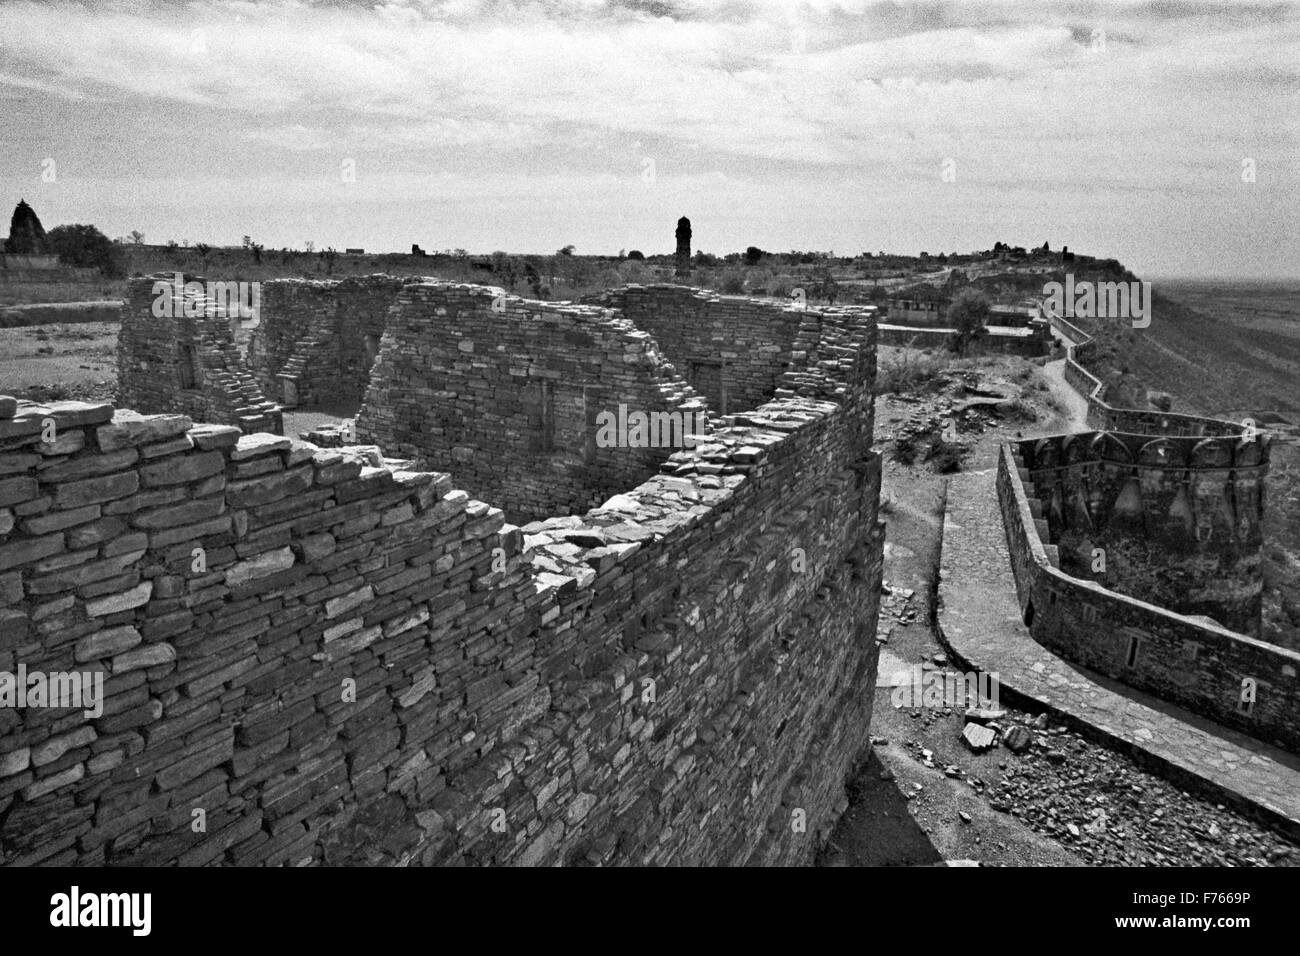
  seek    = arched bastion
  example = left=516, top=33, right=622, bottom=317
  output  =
left=0, top=282, right=885, bottom=866
left=997, top=312, right=1292, bottom=750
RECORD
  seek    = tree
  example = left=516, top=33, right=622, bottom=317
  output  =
left=46, top=224, right=127, bottom=277
left=820, top=271, right=838, bottom=305
left=947, top=288, right=990, bottom=355
left=626, top=250, right=645, bottom=260
left=129, top=230, right=145, bottom=245
left=558, top=244, right=575, bottom=256
left=305, top=240, right=315, bottom=254
left=744, top=246, right=764, bottom=265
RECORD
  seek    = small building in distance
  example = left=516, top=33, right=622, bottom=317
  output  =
left=886, top=284, right=949, bottom=326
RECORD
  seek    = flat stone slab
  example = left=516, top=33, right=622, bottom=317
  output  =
left=939, top=467, right=1300, bottom=838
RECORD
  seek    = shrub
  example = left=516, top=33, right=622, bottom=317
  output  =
left=947, top=288, right=990, bottom=355
left=878, top=344, right=951, bottom=395
left=46, top=224, right=127, bottom=278
left=928, top=441, right=966, bottom=474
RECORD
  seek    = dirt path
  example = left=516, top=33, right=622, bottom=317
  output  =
left=822, top=378, right=1083, bottom=866
left=1041, top=358, right=1090, bottom=433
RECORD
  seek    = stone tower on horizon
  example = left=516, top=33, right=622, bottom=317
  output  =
left=675, top=216, right=691, bottom=278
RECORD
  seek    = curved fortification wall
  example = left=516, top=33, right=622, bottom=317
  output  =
left=997, top=312, right=1291, bottom=750
left=1021, top=430, right=1266, bottom=635
left=0, top=284, right=884, bottom=867
left=998, top=444, right=1298, bottom=751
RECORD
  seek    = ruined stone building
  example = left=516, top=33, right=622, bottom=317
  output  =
left=0, top=277, right=885, bottom=866
left=117, top=276, right=282, bottom=436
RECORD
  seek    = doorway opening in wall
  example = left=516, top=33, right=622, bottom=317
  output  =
left=177, top=344, right=197, bottom=389
left=689, top=359, right=728, bottom=415
left=364, top=334, right=380, bottom=367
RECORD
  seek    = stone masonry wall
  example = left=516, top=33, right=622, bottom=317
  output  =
left=357, top=282, right=710, bottom=524
left=585, top=285, right=807, bottom=415
left=997, top=443, right=1300, bottom=753
left=118, top=276, right=282, bottom=435
left=1021, top=431, right=1267, bottom=635
left=247, top=276, right=408, bottom=409
left=0, top=292, right=883, bottom=867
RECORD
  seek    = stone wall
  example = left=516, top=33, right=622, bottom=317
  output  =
left=247, top=276, right=408, bottom=409
left=584, top=285, right=807, bottom=415
left=1021, top=430, right=1268, bottom=635
left=997, top=443, right=1300, bottom=752
left=117, top=276, right=282, bottom=435
left=0, top=286, right=884, bottom=867
left=1049, top=313, right=1247, bottom=437
left=357, top=282, right=711, bottom=524
left=877, top=323, right=1051, bottom=357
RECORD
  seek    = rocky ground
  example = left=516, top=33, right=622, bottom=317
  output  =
left=821, top=350, right=1300, bottom=867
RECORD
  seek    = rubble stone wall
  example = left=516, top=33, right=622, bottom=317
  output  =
left=248, top=276, right=408, bottom=409
left=117, top=277, right=282, bottom=435
left=584, top=285, right=808, bottom=415
left=0, top=290, right=884, bottom=867
left=356, top=282, right=711, bottom=524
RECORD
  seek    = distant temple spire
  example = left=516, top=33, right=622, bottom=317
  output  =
left=4, top=199, right=50, bottom=255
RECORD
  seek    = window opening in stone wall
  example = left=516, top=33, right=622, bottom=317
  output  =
left=1126, top=634, right=1140, bottom=668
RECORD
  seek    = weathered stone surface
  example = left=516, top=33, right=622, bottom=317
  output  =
left=75, top=625, right=143, bottom=662
left=32, top=727, right=97, bottom=767
left=230, top=434, right=290, bottom=461
left=962, top=722, right=997, bottom=753
left=226, top=546, right=294, bottom=586
left=131, top=498, right=225, bottom=530
left=0, top=533, right=63, bottom=572
left=112, top=642, right=176, bottom=674
left=1002, top=725, right=1033, bottom=754
left=85, top=581, right=152, bottom=616
left=55, top=471, right=139, bottom=508
left=0, top=476, right=37, bottom=507
left=21, top=503, right=100, bottom=535
left=188, top=423, right=243, bottom=450
left=0, top=747, right=30, bottom=777
left=139, top=451, right=223, bottom=487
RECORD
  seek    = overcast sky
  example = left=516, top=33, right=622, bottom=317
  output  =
left=1, top=0, right=1296, bottom=277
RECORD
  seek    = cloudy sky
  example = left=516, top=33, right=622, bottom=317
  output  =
left=1, top=0, right=1296, bottom=276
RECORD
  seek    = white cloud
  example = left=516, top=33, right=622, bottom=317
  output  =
left=0, top=0, right=1295, bottom=273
